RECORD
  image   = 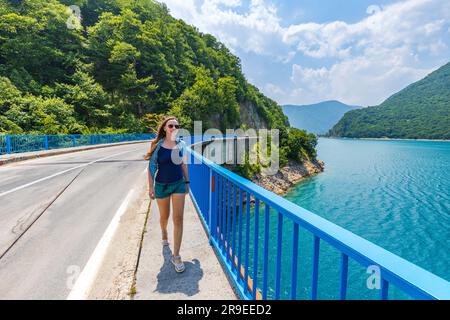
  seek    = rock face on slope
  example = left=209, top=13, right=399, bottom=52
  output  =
left=239, top=101, right=269, bottom=129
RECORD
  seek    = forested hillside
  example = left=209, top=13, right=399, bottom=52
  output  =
left=328, top=62, right=450, bottom=139
left=0, top=0, right=288, bottom=133
left=0, top=0, right=319, bottom=169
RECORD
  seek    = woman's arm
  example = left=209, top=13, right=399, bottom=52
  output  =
left=181, top=154, right=189, bottom=181
left=148, top=167, right=155, bottom=199
left=181, top=154, right=189, bottom=193
left=148, top=167, right=154, bottom=187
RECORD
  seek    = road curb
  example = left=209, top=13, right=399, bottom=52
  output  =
left=0, top=140, right=152, bottom=166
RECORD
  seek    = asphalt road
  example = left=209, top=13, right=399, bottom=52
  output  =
left=0, top=142, right=151, bottom=299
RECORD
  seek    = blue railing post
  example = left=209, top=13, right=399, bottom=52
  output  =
left=340, top=253, right=349, bottom=300
left=227, top=180, right=232, bottom=261
left=221, top=178, right=226, bottom=254
left=216, top=175, right=221, bottom=246
left=244, top=191, right=251, bottom=296
left=209, top=168, right=215, bottom=246
left=44, top=135, right=49, bottom=150
left=252, top=197, right=260, bottom=299
left=291, top=223, right=299, bottom=299
left=237, top=187, right=243, bottom=282
left=311, top=236, right=320, bottom=300
left=275, top=212, right=283, bottom=299
left=6, top=135, right=11, bottom=154
left=231, top=184, right=237, bottom=274
left=380, top=279, right=389, bottom=300
left=72, top=135, right=76, bottom=147
left=262, top=203, right=270, bottom=299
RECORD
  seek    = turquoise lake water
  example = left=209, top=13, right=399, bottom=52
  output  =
left=237, top=137, right=450, bottom=299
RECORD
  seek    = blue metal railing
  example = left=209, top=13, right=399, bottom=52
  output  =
left=0, top=133, right=156, bottom=155
left=182, top=134, right=450, bottom=300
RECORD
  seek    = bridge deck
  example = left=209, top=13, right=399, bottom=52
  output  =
left=134, top=192, right=237, bottom=300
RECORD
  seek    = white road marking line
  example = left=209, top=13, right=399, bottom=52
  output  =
left=0, top=149, right=138, bottom=199
left=66, top=188, right=136, bottom=300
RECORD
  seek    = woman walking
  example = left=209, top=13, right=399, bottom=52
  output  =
left=145, top=116, right=189, bottom=273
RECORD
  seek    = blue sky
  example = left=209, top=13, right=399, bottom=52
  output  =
left=160, top=0, right=450, bottom=106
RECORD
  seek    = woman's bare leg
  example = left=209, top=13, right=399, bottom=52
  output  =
left=156, top=197, right=171, bottom=241
left=171, top=193, right=186, bottom=260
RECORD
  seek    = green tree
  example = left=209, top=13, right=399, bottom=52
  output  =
left=0, top=0, right=319, bottom=168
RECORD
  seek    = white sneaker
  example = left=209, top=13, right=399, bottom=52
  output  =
left=170, top=255, right=185, bottom=273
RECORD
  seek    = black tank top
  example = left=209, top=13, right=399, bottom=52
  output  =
left=155, top=145, right=183, bottom=183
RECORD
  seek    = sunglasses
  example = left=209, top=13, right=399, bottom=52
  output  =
left=167, top=124, right=180, bottom=129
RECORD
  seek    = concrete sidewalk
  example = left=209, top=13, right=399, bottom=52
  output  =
left=0, top=140, right=150, bottom=166
left=133, top=193, right=238, bottom=300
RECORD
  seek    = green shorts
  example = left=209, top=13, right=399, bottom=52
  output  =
left=154, top=177, right=187, bottom=199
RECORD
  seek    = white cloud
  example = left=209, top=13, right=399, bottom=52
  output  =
left=161, top=0, right=198, bottom=24
left=161, top=0, right=450, bottom=105
left=162, top=0, right=287, bottom=57
left=366, top=5, right=382, bottom=15
left=283, top=0, right=450, bottom=60
left=423, top=19, right=446, bottom=34
left=289, top=65, right=332, bottom=105
left=265, top=83, right=285, bottom=96
left=212, top=0, right=242, bottom=7
left=284, top=0, right=450, bottom=105
left=289, top=45, right=432, bottom=106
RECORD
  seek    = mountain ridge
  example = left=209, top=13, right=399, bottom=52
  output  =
left=282, top=100, right=362, bottom=135
left=327, top=62, right=450, bottom=139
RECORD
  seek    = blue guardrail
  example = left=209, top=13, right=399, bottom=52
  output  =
left=182, top=134, right=450, bottom=300
left=0, top=133, right=156, bottom=155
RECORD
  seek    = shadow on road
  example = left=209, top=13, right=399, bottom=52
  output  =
left=154, top=246, right=204, bottom=296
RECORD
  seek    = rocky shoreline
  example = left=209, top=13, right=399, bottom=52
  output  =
left=251, top=158, right=325, bottom=197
